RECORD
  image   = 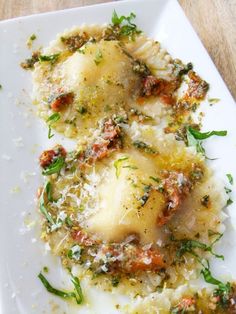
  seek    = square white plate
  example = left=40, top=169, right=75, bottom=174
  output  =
left=0, top=0, right=236, bottom=313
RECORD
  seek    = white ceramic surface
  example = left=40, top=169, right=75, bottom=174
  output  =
left=0, top=0, right=236, bottom=313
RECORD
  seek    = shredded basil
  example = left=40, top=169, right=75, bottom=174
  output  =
left=38, top=272, right=83, bottom=304
left=111, top=10, right=141, bottom=38
left=114, top=156, right=129, bottom=178
left=42, top=156, right=65, bottom=176
left=39, top=182, right=55, bottom=225
left=173, top=234, right=224, bottom=260
left=45, top=181, right=54, bottom=202
left=39, top=53, right=60, bottom=63
left=187, top=127, right=227, bottom=140
left=47, top=113, right=60, bottom=139
left=186, top=126, right=227, bottom=157
left=227, top=198, right=233, bottom=206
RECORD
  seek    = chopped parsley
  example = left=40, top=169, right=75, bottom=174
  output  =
left=39, top=53, right=60, bottom=64
left=43, top=266, right=49, bottom=273
left=46, top=113, right=61, bottom=139
left=94, top=49, right=103, bottom=65
left=38, top=272, right=83, bottom=304
left=27, top=34, right=37, bottom=48
left=114, top=156, right=129, bottom=178
left=42, top=156, right=65, bottom=176
left=227, top=198, right=233, bottom=206
left=133, top=140, right=157, bottom=154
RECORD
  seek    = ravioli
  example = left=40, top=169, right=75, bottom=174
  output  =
left=25, top=11, right=234, bottom=314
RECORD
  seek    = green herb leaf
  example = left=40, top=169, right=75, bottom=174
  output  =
left=187, top=127, right=227, bottom=140
left=38, top=272, right=83, bottom=304
left=30, top=34, right=36, bottom=41
left=94, top=49, right=103, bottom=65
left=111, top=10, right=141, bottom=38
left=112, top=10, right=135, bottom=26
left=39, top=183, right=55, bottom=225
left=226, top=173, right=233, bottom=185
left=43, top=266, right=49, bottom=273
left=133, top=140, right=157, bottom=154
left=42, top=156, right=65, bottom=176
left=47, top=113, right=61, bottom=124
left=45, top=181, right=53, bottom=202
left=174, top=236, right=224, bottom=260
left=227, top=198, right=233, bottom=206
left=39, top=53, right=60, bottom=63
left=46, top=113, right=60, bottom=139
left=114, top=156, right=129, bottom=178
left=201, top=266, right=223, bottom=286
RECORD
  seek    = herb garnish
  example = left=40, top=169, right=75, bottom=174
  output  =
left=226, top=173, right=233, bottom=185
left=38, top=272, right=83, bottom=304
left=42, top=156, right=65, bottom=176
left=201, top=260, right=231, bottom=302
left=94, top=49, right=103, bottom=65
left=187, top=127, right=227, bottom=140
left=111, top=10, right=141, bottom=38
left=227, top=198, right=233, bottom=206
left=133, top=140, right=157, bottom=154
left=173, top=233, right=224, bottom=260
left=39, top=53, right=60, bottom=64
left=68, top=245, right=83, bottom=261
left=114, top=156, right=129, bottom=178
left=186, top=126, right=227, bottom=156
left=39, top=182, right=55, bottom=225
left=46, top=113, right=61, bottom=139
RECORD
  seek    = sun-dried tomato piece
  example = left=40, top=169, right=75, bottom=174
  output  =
left=50, top=92, right=74, bottom=112
left=39, top=145, right=66, bottom=168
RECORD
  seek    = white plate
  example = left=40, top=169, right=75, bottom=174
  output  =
left=0, top=0, right=236, bottom=313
